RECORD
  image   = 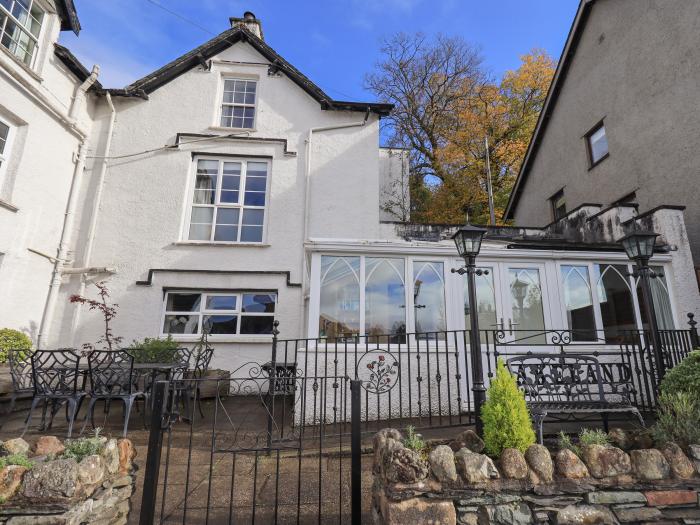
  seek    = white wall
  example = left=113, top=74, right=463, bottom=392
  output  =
left=0, top=9, right=94, bottom=342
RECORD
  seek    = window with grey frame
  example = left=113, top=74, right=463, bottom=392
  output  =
left=188, top=157, right=268, bottom=243
left=550, top=189, right=566, bottom=221
left=586, top=121, right=609, bottom=167
left=0, top=0, right=44, bottom=67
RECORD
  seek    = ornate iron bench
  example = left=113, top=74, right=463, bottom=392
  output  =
left=506, top=353, right=645, bottom=443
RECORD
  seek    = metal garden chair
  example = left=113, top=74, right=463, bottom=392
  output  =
left=83, top=350, right=147, bottom=437
left=172, top=344, right=214, bottom=421
left=25, top=349, right=86, bottom=437
left=7, top=349, right=33, bottom=415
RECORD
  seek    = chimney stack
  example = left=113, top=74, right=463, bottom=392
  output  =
left=230, top=11, right=263, bottom=40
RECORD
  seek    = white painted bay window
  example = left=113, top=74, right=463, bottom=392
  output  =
left=187, top=157, right=268, bottom=243
left=162, top=291, right=277, bottom=336
left=220, top=79, right=256, bottom=129
left=0, top=118, right=9, bottom=176
left=0, top=0, right=44, bottom=67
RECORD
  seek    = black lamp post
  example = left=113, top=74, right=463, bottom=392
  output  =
left=451, top=222, right=488, bottom=434
left=618, top=230, right=667, bottom=382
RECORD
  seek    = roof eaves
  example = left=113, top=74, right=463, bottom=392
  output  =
left=104, top=25, right=393, bottom=115
left=55, top=0, right=81, bottom=35
left=53, top=43, right=102, bottom=89
left=504, top=0, right=596, bottom=220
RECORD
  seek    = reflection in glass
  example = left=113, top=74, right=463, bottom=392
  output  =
left=365, top=258, right=406, bottom=341
left=509, top=268, right=545, bottom=343
left=595, top=264, right=636, bottom=343
left=463, top=267, right=497, bottom=343
left=319, top=256, right=360, bottom=339
left=413, top=261, right=446, bottom=338
left=636, top=266, right=675, bottom=330
left=560, top=265, right=597, bottom=341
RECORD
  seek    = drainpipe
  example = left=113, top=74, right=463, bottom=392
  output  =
left=37, top=66, right=100, bottom=349
left=69, top=92, right=117, bottom=340
left=300, top=109, right=371, bottom=332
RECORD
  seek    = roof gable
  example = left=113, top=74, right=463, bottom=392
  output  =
left=100, top=25, right=392, bottom=116
left=504, top=0, right=595, bottom=219
left=55, top=0, right=81, bottom=35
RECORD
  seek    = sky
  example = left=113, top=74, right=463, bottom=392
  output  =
left=59, top=0, right=580, bottom=100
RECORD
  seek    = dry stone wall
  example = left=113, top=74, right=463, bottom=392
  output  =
left=372, top=428, right=700, bottom=525
left=0, top=436, right=137, bottom=525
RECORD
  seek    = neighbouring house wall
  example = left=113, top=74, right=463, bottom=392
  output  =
left=512, top=0, right=700, bottom=265
left=378, top=148, right=410, bottom=222
left=0, top=10, right=94, bottom=342
left=48, top=41, right=396, bottom=371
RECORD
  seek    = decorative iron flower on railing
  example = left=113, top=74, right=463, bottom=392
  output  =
left=356, top=349, right=399, bottom=394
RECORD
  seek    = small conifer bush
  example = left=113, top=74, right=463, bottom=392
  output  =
left=660, top=350, right=700, bottom=402
left=481, top=359, right=536, bottom=456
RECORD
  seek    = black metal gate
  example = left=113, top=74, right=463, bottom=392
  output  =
left=138, top=370, right=363, bottom=525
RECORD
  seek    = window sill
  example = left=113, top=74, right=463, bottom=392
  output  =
left=0, top=46, right=42, bottom=82
left=172, top=241, right=270, bottom=248
left=208, top=126, right=257, bottom=133
left=0, top=199, right=19, bottom=212
left=165, top=335, right=273, bottom=344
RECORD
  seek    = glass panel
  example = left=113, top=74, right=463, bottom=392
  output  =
left=0, top=121, right=8, bottom=154
left=214, top=225, right=238, bottom=242
left=241, top=316, right=274, bottom=334
left=188, top=207, right=213, bottom=240
left=589, top=125, right=609, bottom=163
left=242, top=293, right=276, bottom=313
left=463, top=267, right=497, bottom=344
left=216, top=208, right=239, bottom=225
left=509, top=268, right=546, bottom=343
left=166, top=293, right=201, bottom=312
left=163, top=315, right=199, bottom=335
left=205, top=295, right=237, bottom=311
left=203, top=315, right=237, bottom=334
left=242, top=208, right=264, bottom=226
left=365, top=258, right=406, bottom=340
left=319, top=256, right=360, bottom=339
left=240, top=226, right=263, bottom=242
left=560, top=265, right=597, bottom=341
left=636, top=265, right=675, bottom=330
left=193, top=160, right=218, bottom=204
left=188, top=223, right=212, bottom=241
left=595, top=264, right=636, bottom=343
left=244, top=192, right=265, bottom=206
left=413, top=261, right=446, bottom=337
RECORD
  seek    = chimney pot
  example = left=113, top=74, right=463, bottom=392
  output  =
left=229, top=11, right=263, bottom=40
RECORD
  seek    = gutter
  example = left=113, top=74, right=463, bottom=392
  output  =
left=37, top=65, right=100, bottom=348
left=69, top=92, right=118, bottom=340
left=299, top=109, right=371, bottom=321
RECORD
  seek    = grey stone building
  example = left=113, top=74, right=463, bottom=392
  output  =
left=504, top=0, right=700, bottom=280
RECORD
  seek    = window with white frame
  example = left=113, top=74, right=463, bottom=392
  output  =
left=0, top=118, right=9, bottom=173
left=162, top=291, right=277, bottom=336
left=0, top=0, right=44, bottom=67
left=188, top=157, right=268, bottom=243
left=220, top=79, right=256, bottom=129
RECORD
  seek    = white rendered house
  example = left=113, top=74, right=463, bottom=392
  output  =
left=0, top=9, right=698, bottom=376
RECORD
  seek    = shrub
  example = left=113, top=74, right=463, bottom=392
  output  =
left=127, top=336, right=180, bottom=363
left=0, top=453, right=34, bottom=470
left=403, top=425, right=426, bottom=454
left=651, top=391, right=700, bottom=449
left=579, top=428, right=610, bottom=447
left=660, top=350, right=700, bottom=401
left=62, top=430, right=105, bottom=463
left=481, top=359, right=536, bottom=456
left=0, top=328, right=32, bottom=363
left=557, top=431, right=580, bottom=456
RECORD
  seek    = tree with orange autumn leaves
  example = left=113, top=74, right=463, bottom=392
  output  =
left=367, top=33, right=555, bottom=224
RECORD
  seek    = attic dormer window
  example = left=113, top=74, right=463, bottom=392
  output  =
left=220, top=78, right=256, bottom=129
left=0, top=0, right=44, bottom=67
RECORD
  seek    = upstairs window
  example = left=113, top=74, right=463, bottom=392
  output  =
left=586, top=121, right=609, bottom=167
left=188, top=157, right=268, bottom=243
left=0, top=0, right=44, bottom=67
left=550, top=189, right=566, bottom=221
left=220, top=79, right=256, bottom=129
left=162, top=291, right=277, bottom=336
left=0, top=118, right=9, bottom=173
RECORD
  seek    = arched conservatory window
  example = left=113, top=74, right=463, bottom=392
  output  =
left=595, top=264, right=636, bottom=343
left=413, top=261, right=446, bottom=338
left=560, top=265, right=597, bottom=341
left=365, top=258, right=406, bottom=341
left=319, top=256, right=360, bottom=339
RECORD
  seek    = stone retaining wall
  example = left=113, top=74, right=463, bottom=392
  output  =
left=372, top=428, right=700, bottom=524
left=0, top=436, right=137, bottom=525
